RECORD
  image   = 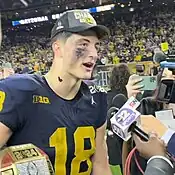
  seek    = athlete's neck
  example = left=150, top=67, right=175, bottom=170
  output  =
left=44, top=69, right=82, bottom=100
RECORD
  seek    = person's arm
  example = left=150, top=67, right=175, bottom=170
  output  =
left=145, top=156, right=174, bottom=175
left=0, top=122, right=12, bottom=148
left=92, top=122, right=112, bottom=175
left=0, top=80, right=23, bottom=148
left=133, top=133, right=174, bottom=175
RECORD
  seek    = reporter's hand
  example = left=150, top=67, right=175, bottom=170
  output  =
left=133, top=133, right=166, bottom=159
left=126, top=74, right=143, bottom=98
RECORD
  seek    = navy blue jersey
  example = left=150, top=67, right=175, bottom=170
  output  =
left=0, top=74, right=107, bottom=175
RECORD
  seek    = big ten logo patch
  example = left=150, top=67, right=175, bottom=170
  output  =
left=73, top=11, right=96, bottom=25
left=33, top=95, right=50, bottom=104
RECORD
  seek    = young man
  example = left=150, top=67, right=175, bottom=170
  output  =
left=0, top=10, right=112, bottom=174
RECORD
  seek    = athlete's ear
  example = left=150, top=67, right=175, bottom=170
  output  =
left=52, top=41, right=63, bottom=58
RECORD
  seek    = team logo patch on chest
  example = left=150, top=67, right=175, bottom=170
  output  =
left=33, top=95, right=50, bottom=104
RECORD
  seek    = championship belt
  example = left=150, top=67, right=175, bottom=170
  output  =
left=0, top=144, right=55, bottom=175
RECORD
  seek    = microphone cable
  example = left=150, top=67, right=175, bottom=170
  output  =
left=124, top=147, right=144, bottom=175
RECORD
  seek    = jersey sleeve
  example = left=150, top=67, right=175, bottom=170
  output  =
left=0, top=81, right=25, bottom=132
left=96, top=92, right=107, bottom=128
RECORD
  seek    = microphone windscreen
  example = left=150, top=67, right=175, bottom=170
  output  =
left=112, top=94, right=128, bottom=109
left=107, top=107, right=118, bottom=119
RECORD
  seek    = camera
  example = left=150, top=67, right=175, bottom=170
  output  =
left=157, top=51, right=175, bottom=103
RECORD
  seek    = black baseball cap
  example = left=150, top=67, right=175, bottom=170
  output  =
left=51, top=10, right=110, bottom=39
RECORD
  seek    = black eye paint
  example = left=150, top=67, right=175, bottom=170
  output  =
left=75, top=47, right=89, bottom=59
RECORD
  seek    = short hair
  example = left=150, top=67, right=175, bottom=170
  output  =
left=110, top=63, right=130, bottom=91
left=50, top=32, right=72, bottom=45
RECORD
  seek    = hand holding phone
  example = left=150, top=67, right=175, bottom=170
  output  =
left=137, top=76, right=157, bottom=91
left=126, top=74, right=144, bottom=98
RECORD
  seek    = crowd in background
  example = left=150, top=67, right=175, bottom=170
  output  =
left=0, top=6, right=175, bottom=73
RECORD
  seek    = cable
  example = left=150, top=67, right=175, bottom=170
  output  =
left=124, top=147, right=136, bottom=175
left=127, top=147, right=136, bottom=175
left=134, top=152, right=144, bottom=175
left=124, top=147, right=145, bottom=175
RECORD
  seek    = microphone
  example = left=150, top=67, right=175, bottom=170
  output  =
left=107, top=107, right=119, bottom=119
left=112, top=94, right=140, bottom=110
left=107, top=94, right=128, bottom=136
left=112, top=94, right=127, bottom=107
left=111, top=95, right=175, bottom=161
left=110, top=95, right=149, bottom=141
left=153, top=50, right=167, bottom=63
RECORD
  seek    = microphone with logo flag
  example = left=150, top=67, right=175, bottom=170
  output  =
left=107, top=94, right=128, bottom=135
left=110, top=94, right=149, bottom=141
left=109, top=94, right=175, bottom=162
left=110, top=94, right=175, bottom=161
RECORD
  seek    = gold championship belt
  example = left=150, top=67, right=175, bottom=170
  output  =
left=0, top=144, right=55, bottom=175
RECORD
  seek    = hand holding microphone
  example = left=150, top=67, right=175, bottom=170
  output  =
left=110, top=95, right=148, bottom=142
left=133, top=133, right=166, bottom=159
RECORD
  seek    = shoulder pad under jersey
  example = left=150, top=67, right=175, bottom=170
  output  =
left=1, top=74, right=42, bottom=92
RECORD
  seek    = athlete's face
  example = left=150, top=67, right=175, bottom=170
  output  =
left=62, top=30, right=100, bottom=80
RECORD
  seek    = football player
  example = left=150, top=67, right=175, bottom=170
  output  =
left=0, top=10, right=112, bottom=175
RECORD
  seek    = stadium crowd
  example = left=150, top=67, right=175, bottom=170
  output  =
left=0, top=5, right=175, bottom=175
left=0, top=6, right=175, bottom=73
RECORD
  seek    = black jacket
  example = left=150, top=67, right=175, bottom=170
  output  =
left=145, top=157, right=174, bottom=175
left=138, top=97, right=163, bottom=115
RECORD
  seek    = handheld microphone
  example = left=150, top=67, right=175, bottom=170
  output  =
left=107, top=94, right=128, bottom=136
left=110, top=95, right=149, bottom=141
left=110, top=95, right=175, bottom=161
left=107, top=107, right=119, bottom=131
left=112, top=94, right=128, bottom=107
left=112, top=94, right=140, bottom=112
left=107, top=107, right=119, bottom=119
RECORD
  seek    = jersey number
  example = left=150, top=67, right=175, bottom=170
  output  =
left=49, top=126, right=95, bottom=175
left=0, top=91, right=6, bottom=112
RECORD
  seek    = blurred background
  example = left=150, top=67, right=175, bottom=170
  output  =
left=0, top=0, right=174, bottom=88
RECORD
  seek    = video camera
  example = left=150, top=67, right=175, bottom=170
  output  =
left=155, top=50, right=175, bottom=103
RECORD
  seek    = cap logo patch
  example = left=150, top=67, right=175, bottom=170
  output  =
left=56, top=21, right=64, bottom=30
left=74, top=11, right=96, bottom=25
